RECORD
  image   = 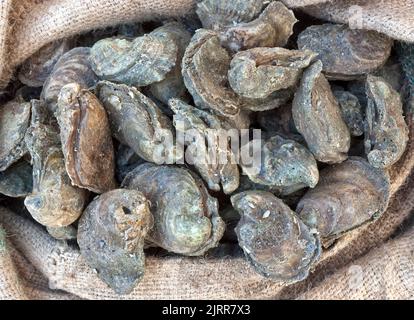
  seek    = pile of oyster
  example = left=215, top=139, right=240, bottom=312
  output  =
left=0, top=0, right=408, bottom=294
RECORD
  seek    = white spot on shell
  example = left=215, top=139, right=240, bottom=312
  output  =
left=262, top=210, right=270, bottom=218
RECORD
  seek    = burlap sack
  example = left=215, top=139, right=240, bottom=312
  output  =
left=0, top=0, right=414, bottom=300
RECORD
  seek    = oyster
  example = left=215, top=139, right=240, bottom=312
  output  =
left=122, top=163, right=225, bottom=256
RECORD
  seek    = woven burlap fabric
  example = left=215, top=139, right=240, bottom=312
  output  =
left=298, top=225, right=414, bottom=300
left=0, top=0, right=414, bottom=299
left=302, top=0, right=414, bottom=44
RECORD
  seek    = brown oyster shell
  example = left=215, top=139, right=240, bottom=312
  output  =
left=296, top=157, right=390, bottom=245
left=292, top=60, right=351, bottom=163
left=56, top=83, right=117, bottom=193
left=24, top=101, right=86, bottom=228
left=182, top=29, right=243, bottom=118
left=297, top=24, right=393, bottom=80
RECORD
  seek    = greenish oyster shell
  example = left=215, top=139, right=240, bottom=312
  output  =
left=240, top=135, right=319, bottom=195
left=364, top=75, right=409, bottom=168
left=149, top=22, right=192, bottom=105
left=90, top=23, right=179, bottom=87
left=220, top=1, right=297, bottom=52
left=24, top=101, right=87, bottom=228
left=0, top=98, right=31, bottom=171
left=196, top=0, right=268, bottom=30
left=96, top=81, right=182, bottom=164
left=0, top=160, right=33, bottom=198
left=122, top=163, right=225, bottom=256
left=169, top=98, right=240, bottom=194
left=78, top=189, right=153, bottom=294
left=231, top=190, right=321, bottom=283
left=228, top=47, right=316, bottom=99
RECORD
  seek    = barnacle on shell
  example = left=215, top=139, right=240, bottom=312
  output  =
left=220, top=1, right=297, bottom=52
left=364, top=75, right=408, bottom=168
left=18, top=39, right=73, bottom=87
left=90, top=24, right=179, bottom=87
left=296, top=157, right=390, bottom=245
left=77, top=189, right=153, bottom=294
left=169, top=98, right=240, bottom=194
left=122, top=163, right=225, bottom=256
left=240, top=135, right=319, bottom=195
left=0, top=98, right=31, bottom=171
left=228, top=47, right=317, bottom=99
left=56, top=83, right=116, bottom=193
left=41, top=47, right=98, bottom=113
left=297, top=24, right=393, bottom=80
left=196, top=0, right=268, bottom=31
left=24, top=102, right=86, bottom=228
left=96, top=81, right=181, bottom=164
left=292, top=60, right=351, bottom=163
left=231, top=190, right=321, bottom=283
